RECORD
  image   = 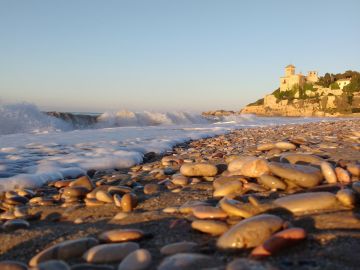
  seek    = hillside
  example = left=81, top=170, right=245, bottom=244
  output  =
left=241, top=70, right=360, bottom=117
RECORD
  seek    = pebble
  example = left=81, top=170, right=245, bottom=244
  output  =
left=336, top=189, right=356, bottom=207
left=268, top=162, right=323, bottom=188
left=213, top=176, right=245, bottom=190
left=160, top=241, right=198, bottom=255
left=335, top=167, right=351, bottom=183
left=34, top=260, right=70, bottom=270
left=250, top=228, right=307, bottom=257
left=320, top=162, right=338, bottom=184
left=29, top=237, right=99, bottom=266
left=257, top=143, right=275, bottom=151
left=171, top=175, right=189, bottom=186
left=70, top=264, right=114, bottom=270
left=0, top=260, right=28, bottom=270
left=274, top=141, right=296, bottom=150
left=217, top=214, right=283, bottom=249
left=143, top=183, right=160, bottom=195
left=83, top=242, right=139, bottom=263
left=69, top=176, right=94, bottom=191
left=219, top=197, right=252, bottom=218
left=226, top=258, right=274, bottom=270
left=240, top=158, right=270, bottom=177
left=192, top=205, right=228, bottom=219
left=162, top=207, right=178, bottom=213
left=158, top=253, right=215, bottom=270
left=280, top=153, right=323, bottom=165
left=113, top=212, right=129, bottom=220
left=257, top=175, right=286, bottom=190
left=99, top=229, right=144, bottom=243
left=117, top=248, right=151, bottom=270
left=62, top=187, right=89, bottom=198
left=95, top=190, right=113, bottom=203
left=347, top=164, right=360, bottom=176
left=180, top=163, right=218, bottom=177
left=2, top=219, right=29, bottom=231
left=121, top=193, right=138, bottom=212
left=191, top=220, right=228, bottom=235
left=274, top=192, right=337, bottom=213
left=213, top=180, right=242, bottom=197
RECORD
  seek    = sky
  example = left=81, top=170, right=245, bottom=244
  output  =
left=0, top=0, right=360, bottom=113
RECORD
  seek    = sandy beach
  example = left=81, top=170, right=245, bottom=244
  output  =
left=1, top=119, right=360, bottom=270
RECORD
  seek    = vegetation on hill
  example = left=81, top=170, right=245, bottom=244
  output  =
left=247, top=98, right=264, bottom=106
left=317, top=70, right=360, bottom=88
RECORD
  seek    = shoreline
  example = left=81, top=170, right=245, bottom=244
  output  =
left=1, top=119, right=360, bottom=269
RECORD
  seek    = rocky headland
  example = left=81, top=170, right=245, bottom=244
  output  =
left=241, top=69, right=360, bottom=117
left=1, top=119, right=360, bottom=269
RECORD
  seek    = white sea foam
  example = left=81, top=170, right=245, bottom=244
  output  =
left=0, top=103, right=333, bottom=191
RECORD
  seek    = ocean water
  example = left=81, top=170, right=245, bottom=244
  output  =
left=0, top=103, right=329, bottom=191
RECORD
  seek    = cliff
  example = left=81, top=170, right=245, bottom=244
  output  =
left=241, top=86, right=360, bottom=117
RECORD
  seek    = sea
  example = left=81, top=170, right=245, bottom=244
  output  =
left=0, top=103, right=332, bottom=191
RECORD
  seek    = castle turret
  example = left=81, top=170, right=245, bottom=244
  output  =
left=285, top=64, right=295, bottom=77
left=306, top=71, right=319, bottom=83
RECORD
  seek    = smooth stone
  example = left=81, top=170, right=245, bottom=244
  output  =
left=336, top=189, right=356, bottom=207
left=217, top=214, right=283, bottom=249
left=158, top=253, right=215, bottom=270
left=179, top=201, right=210, bottom=214
left=321, top=162, right=338, bottom=184
left=257, top=143, right=275, bottom=151
left=62, top=187, right=89, bottom=198
left=29, top=237, right=99, bottom=267
left=71, top=264, right=114, bottom=270
left=281, top=153, right=323, bottom=165
left=113, top=194, right=122, bottom=207
left=240, top=158, right=270, bottom=177
left=274, top=192, right=337, bottom=213
left=250, top=228, right=307, bottom=257
left=274, top=141, right=296, bottom=150
left=352, top=182, right=360, bottom=194
left=171, top=175, right=189, bottom=186
left=99, top=229, right=144, bottom=243
left=335, top=167, right=351, bottom=183
left=219, top=197, right=252, bottom=218
left=95, top=190, right=113, bottom=203
left=2, top=219, right=29, bottom=231
left=257, top=175, right=286, bottom=190
left=69, top=176, right=94, bottom=191
left=227, top=157, right=255, bottom=172
left=180, top=163, right=218, bottom=177
left=226, top=258, right=275, bottom=270
left=34, top=260, right=70, bottom=270
left=118, top=249, right=151, bottom=270
left=113, top=212, right=129, bottom=220
left=162, top=207, right=178, bottom=214
left=108, top=186, right=132, bottom=196
left=191, top=220, right=228, bottom=236
left=121, top=193, right=138, bottom=212
left=268, top=162, right=323, bottom=188
left=84, top=198, right=105, bottom=207
left=213, top=176, right=245, bottom=190
left=143, top=183, right=160, bottom=195
left=347, top=164, right=360, bottom=176
left=192, top=206, right=228, bottom=219
left=0, top=261, right=28, bottom=270
left=4, top=196, right=28, bottom=205
left=83, top=242, right=139, bottom=263
left=160, top=242, right=198, bottom=255
left=213, top=181, right=242, bottom=197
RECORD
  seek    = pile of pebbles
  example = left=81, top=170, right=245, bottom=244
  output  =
left=1, top=120, right=360, bottom=269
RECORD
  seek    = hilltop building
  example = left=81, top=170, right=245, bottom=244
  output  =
left=279, top=65, right=318, bottom=92
left=336, top=78, right=351, bottom=90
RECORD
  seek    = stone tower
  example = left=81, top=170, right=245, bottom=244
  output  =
left=306, top=71, right=319, bottom=83
left=285, top=64, right=296, bottom=77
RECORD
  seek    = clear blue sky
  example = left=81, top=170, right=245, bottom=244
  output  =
left=1, top=0, right=359, bottom=112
